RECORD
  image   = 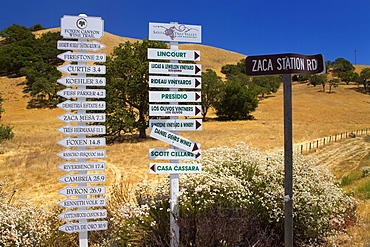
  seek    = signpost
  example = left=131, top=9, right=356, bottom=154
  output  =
left=246, top=52, right=325, bottom=247
left=148, top=21, right=202, bottom=247
left=57, top=14, right=106, bottom=247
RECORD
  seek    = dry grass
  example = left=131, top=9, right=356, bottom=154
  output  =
left=0, top=29, right=370, bottom=244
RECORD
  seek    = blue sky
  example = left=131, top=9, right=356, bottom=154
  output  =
left=1, top=0, right=370, bottom=65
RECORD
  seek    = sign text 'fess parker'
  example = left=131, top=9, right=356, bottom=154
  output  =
left=246, top=53, right=325, bottom=76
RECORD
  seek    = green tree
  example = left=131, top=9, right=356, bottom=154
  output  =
left=310, top=74, right=327, bottom=91
left=328, top=78, right=339, bottom=93
left=331, top=58, right=355, bottom=76
left=339, top=70, right=358, bottom=85
left=359, top=67, right=370, bottom=92
left=201, top=69, right=222, bottom=121
left=104, top=39, right=167, bottom=138
left=0, top=24, right=34, bottom=44
left=214, top=79, right=258, bottom=120
left=251, top=76, right=281, bottom=97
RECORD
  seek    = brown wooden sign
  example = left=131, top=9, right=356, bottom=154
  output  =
left=246, top=53, right=325, bottom=76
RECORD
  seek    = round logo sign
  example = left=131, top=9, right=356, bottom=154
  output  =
left=76, top=18, right=88, bottom=29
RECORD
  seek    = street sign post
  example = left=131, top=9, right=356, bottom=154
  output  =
left=147, top=48, right=200, bottom=61
left=149, top=91, right=201, bottom=102
left=149, top=76, right=201, bottom=89
left=58, top=198, right=106, bottom=209
left=59, top=209, right=107, bottom=221
left=149, top=62, right=201, bottom=75
left=58, top=76, right=106, bottom=87
left=149, top=119, right=202, bottom=131
left=57, top=125, right=106, bottom=135
left=58, top=64, right=106, bottom=75
left=149, top=148, right=201, bottom=160
left=149, top=163, right=202, bottom=174
left=59, top=221, right=108, bottom=234
left=58, top=162, right=106, bottom=172
left=246, top=52, right=325, bottom=247
left=150, top=126, right=200, bottom=153
left=57, top=40, right=106, bottom=51
left=58, top=51, right=106, bottom=62
left=57, top=101, right=106, bottom=111
left=149, top=104, right=201, bottom=117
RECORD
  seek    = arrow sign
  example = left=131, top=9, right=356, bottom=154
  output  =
left=149, top=104, right=201, bottom=117
left=57, top=76, right=106, bottom=87
left=58, top=197, right=106, bottom=209
left=149, top=119, right=202, bottom=131
left=57, top=113, right=106, bottom=123
left=57, top=64, right=106, bottom=75
left=149, top=76, right=201, bottom=89
left=58, top=174, right=106, bottom=185
left=57, top=137, right=106, bottom=148
left=57, top=125, right=106, bottom=135
left=57, top=89, right=106, bottom=99
left=58, top=209, right=107, bottom=221
left=58, top=185, right=106, bottom=197
left=58, top=51, right=106, bottom=62
left=150, top=126, right=200, bottom=153
left=147, top=48, right=200, bottom=61
left=59, top=221, right=108, bottom=234
left=149, top=62, right=201, bottom=75
left=149, top=91, right=201, bottom=102
left=57, top=100, right=106, bottom=110
left=57, top=149, right=106, bottom=160
left=149, top=163, right=202, bottom=174
left=149, top=148, right=201, bottom=160
left=58, top=162, right=106, bottom=172
left=57, top=40, right=106, bottom=51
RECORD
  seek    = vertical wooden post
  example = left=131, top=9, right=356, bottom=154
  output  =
left=283, top=74, right=293, bottom=247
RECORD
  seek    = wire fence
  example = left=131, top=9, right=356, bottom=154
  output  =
left=294, top=128, right=370, bottom=154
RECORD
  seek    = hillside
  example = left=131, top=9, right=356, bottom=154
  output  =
left=0, top=28, right=369, bottom=207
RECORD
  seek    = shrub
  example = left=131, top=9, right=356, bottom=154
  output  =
left=122, top=143, right=357, bottom=246
left=0, top=124, right=14, bottom=142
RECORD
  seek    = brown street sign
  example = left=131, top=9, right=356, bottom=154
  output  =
left=246, top=53, right=325, bottom=76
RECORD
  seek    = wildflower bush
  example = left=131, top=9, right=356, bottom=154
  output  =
left=119, top=143, right=357, bottom=246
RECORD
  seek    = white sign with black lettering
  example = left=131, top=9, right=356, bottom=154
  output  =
left=58, top=64, right=106, bottom=75
left=149, top=76, right=201, bottom=89
left=57, top=149, right=106, bottom=160
left=149, top=119, right=202, bottom=131
left=149, top=62, right=201, bottom=76
left=59, top=209, right=107, bottom=221
left=149, top=91, right=201, bottom=102
left=57, top=113, right=106, bottom=123
left=148, top=48, right=200, bottom=61
left=58, top=185, right=106, bottom=197
left=57, top=40, right=106, bottom=51
left=58, top=162, right=106, bottom=172
left=57, top=100, right=106, bottom=111
left=57, top=125, right=106, bottom=135
left=57, top=76, right=106, bottom=87
left=58, top=198, right=106, bottom=209
left=59, top=221, right=108, bottom=234
left=149, top=104, right=201, bottom=117
left=61, top=15, right=104, bottom=39
left=58, top=51, right=106, bottom=62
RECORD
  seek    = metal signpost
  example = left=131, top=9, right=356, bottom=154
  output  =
left=57, top=14, right=106, bottom=247
left=148, top=22, right=202, bottom=247
left=246, top=53, right=325, bottom=247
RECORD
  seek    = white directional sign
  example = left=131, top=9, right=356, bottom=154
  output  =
left=58, top=64, right=106, bottom=75
left=59, top=221, right=108, bottom=234
left=58, top=76, right=106, bottom=87
left=58, top=197, right=106, bottom=209
left=149, top=104, right=201, bottom=117
left=147, top=48, right=200, bottom=61
left=57, top=113, right=106, bottom=123
left=150, top=126, right=200, bottom=153
left=149, top=91, right=201, bottom=103
left=57, top=125, right=106, bottom=135
left=57, top=40, right=106, bottom=51
left=58, top=174, right=106, bottom=185
left=149, top=119, right=202, bottom=131
left=59, top=209, right=107, bottom=221
left=57, top=137, right=106, bottom=148
left=149, top=148, right=201, bottom=160
left=149, top=76, right=201, bottom=89
left=58, top=185, right=106, bottom=197
left=61, top=15, right=104, bottom=39
left=57, top=100, right=106, bottom=111
left=58, top=162, right=106, bottom=172
left=58, top=51, right=106, bottom=62
left=149, top=62, right=201, bottom=75
left=149, top=163, right=202, bottom=174
left=57, top=149, right=106, bottom=160
left=149, top=22, right=201, bottom=43
left=57, top=88, right=106, bottom=99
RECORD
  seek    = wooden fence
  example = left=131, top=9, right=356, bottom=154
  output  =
left=294, top=128, right=370, bottom=154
